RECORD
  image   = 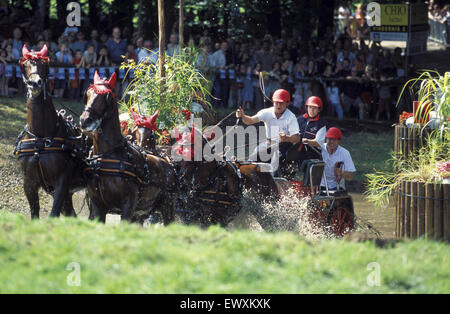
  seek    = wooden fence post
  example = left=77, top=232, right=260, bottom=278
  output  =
left=417, top=182, right=425, bottom=237
left=425, top=183, right=434, bottom=240
left=434, top=184, right=443, bottom=240
left=410, top=181, right=417, bottom=238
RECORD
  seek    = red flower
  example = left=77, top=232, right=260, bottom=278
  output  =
left=182, top=108, right=191, bottom=121
left=399, top=111, right=413, bottom=124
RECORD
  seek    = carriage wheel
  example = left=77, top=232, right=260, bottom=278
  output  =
left=329, top=206, right=354, bottom=237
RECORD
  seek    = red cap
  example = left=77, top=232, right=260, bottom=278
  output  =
left=305, top=96, right=323, bottom=108
left=272, top=89, right=290, bottom=103
left=326, top=127, right=343, bottom=140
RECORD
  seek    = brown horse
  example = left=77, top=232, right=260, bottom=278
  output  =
left=15, top=45, right=87, bottom=219
left=172, top=126, right=242, bottom=227
left=130, top=109, right=159, bottom=154
left=80, top=71, right=176, bottom=224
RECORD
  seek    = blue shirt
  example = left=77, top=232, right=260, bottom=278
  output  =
left=105, top=38, right=127, bottom=64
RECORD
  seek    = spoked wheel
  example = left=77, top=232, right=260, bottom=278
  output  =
left=329, top=206, right=354, bottom=237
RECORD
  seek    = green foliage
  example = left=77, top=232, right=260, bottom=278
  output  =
left=0, top=211, right=449, bottom=293
left=365, top=132, right=450, bottom=208
left=119, top=48, right=212, bottom=140
left=397, top=71, right=450, bottom=130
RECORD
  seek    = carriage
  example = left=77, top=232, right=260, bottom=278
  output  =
left=16, top=44, right=354, bottom=236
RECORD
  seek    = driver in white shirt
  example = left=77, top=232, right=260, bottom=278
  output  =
left=236, top=89, right=300, bottom=175
left=320, top=127, right=356, bottom=190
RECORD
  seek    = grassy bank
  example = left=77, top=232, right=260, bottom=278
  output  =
left=0, top=212, right=448, bottom=293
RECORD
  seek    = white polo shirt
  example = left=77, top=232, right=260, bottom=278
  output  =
left=320, top=143, right=356, bottom=189
left=255, top=107, right=299, bottom=142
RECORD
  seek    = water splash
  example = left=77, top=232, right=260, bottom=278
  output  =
left=230, top=188, right=333, bottom=240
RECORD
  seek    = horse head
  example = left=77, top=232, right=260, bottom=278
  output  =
left=21, top=44, right=50, bottom=98
left=131, top=109, right=158, bottom=151
left=80, top=71, right=117, bottom=133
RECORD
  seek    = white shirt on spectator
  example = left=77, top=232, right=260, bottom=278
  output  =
left=327, top=86, right=340, bottom=105
left=320, top=143, right=356, bottom=190
left=255, top=107, right=299, bottom=142
left=209, top=49, right=226, bottom=69
left=138, top=48, right=159, bottom=64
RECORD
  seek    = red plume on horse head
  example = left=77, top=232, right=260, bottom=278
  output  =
left=131, top=108, right=158, bottom=131
left=21, top=44, right=49, bottom=67
left=91, top=70, right=116, bottom=95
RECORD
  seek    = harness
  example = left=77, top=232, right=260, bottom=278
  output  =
left=14, top=117, right=85, bottom=193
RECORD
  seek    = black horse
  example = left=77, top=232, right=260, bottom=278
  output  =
left=15, top=45, right=87, bottom=219
left=172, top=126, right=242, bottom=227
left=80, top=71, right=176, bottom=224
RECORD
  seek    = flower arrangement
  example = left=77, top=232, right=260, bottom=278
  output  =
left=398, top=111, right=413, bottom=125
left=118, top=47, right=212, bottom=145
left=435, top=161, right=450, bottom=180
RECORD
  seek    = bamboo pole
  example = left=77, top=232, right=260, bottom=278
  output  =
left=434, top=183, right=443, bottom=240
left=410, top=181, right=417, bottom=238
left=417, top=182, right=425, bottom=237
left=443, top=184, right=450, bottom=241
left=400, top=180, right=406, bottom=237
left=425, top=183, right=434, bottom=240
left=179, top=0, right=184, bottom=49
left=405, top=180, right=411, bottom=237
left=158, top=0, right=166, bottom=105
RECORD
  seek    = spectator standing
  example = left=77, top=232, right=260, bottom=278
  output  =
left=135, top=36, right=144, bottom=56
left=376, top=73, right=392, bottom=121
left=138, top=39, right=158, bottom=64
left=255, top=39, right=275, bottom=72
left=106, top=27, right=127, bottom=66
left=326, top=80, right=343, bottom=119
left=340, top=66, right=364, bottom=119
left=12, top=27, right=22, bottom=53
left=70, top=49, right=83, bottom=100
left=69, top=32, right=88, bottom=55
left=241, top=65, right=254, bottom=109
left=253, top=63, right=265, bottom=109
left=167, top=33, right=180, bottom=57
left=81, top=44, right=97, bottom=92
left=54, top=43, right=72, bottom=98
left=210, top=41, right=229, bottom=107
left=361, top=64, right=377, bottom=119
left=87, top=29, right=100, bottom=52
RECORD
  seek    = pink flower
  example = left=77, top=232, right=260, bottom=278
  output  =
left=436, top=161, right=450, bottom=179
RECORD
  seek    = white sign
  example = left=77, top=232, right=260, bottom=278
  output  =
left=370, top=31, right=408, bottom=42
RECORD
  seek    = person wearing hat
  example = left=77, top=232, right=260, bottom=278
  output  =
left=286, top=96, right=327, bottom=170
left=320, top=127, right=356, bottom=190
left=236, top=88, right=300, bottom=175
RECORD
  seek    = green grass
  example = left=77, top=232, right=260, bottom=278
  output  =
left=344, top=131, right=394, bottom=182
left=0, top=211, right=448, bottom=293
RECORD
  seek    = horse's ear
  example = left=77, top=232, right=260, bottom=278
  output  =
left=22, top=45, right=30, bottom=56
left=38, top=45, right=48, bottom=57
left=107, top=72, right=116, bottom=89
left=93, top=71, right=101, bottom=84
left=149, top=109, right=159, bottom=130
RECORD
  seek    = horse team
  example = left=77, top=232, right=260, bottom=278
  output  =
left=15, top=45, right=277, bottom=227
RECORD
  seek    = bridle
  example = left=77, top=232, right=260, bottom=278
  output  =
left=21, top=59, right=49, bottom=100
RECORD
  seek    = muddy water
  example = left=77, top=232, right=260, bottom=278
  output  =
left=73, top=190, right=396, bottom=240
left=350, top=193, right=396, bottom=239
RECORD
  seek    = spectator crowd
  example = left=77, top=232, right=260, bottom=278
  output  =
left=0, top=3, right=414, bottom=121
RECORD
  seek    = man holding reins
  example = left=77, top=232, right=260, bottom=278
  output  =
left=320, top=127, right=356, bottom=191
left=235, top=88, right=300, bottom=175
